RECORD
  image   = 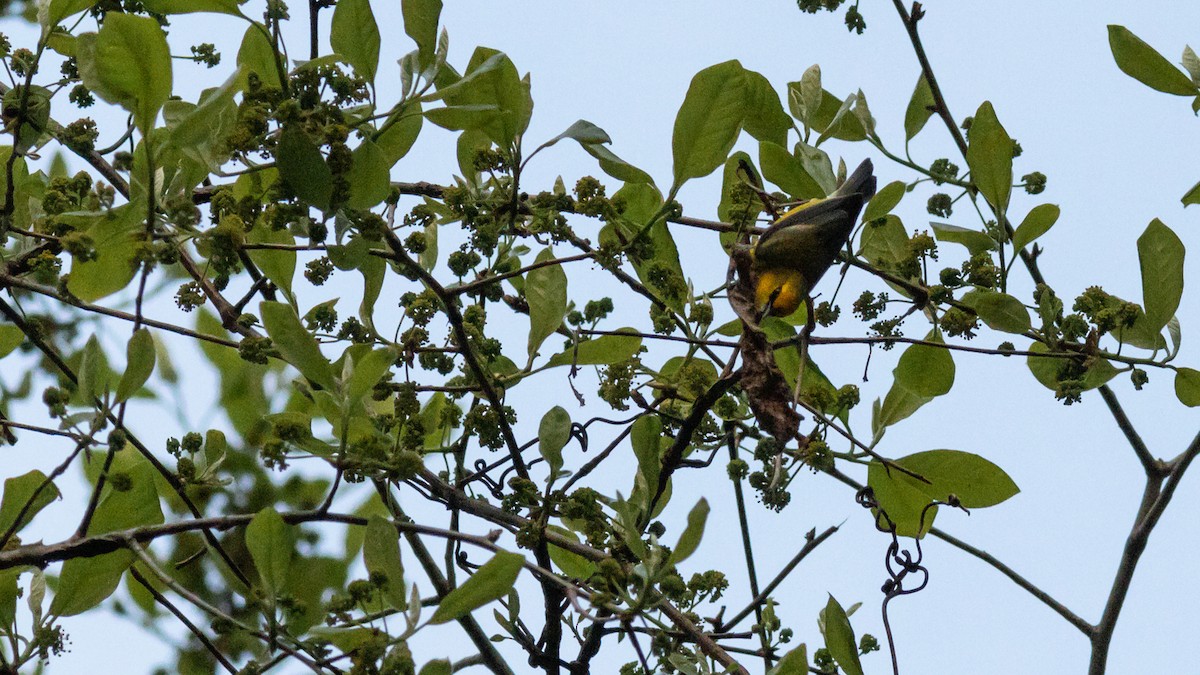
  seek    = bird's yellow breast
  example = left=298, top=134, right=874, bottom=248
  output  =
left=754, top=268, right=806, bottom=317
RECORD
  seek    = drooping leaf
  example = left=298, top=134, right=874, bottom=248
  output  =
left=526, top=248, right=568, bottom=358
left=904, top=74, right=935, bottom=140
left=430, top=551, right=524, bottom=624
left=538, top=406, right=571, bottom=478
left=631, top=415, right=663, bottom=512
left=1175, top=368, right=1200, bottom=407
left=246, top=507, right=294, bottom=595
left=668, top=498, right=709, bottom=565
left=363, top=516, right=407, bottom=609
left=260, top=301, right=336, bottom=390
left=876, top=332, right=954, bottom=429
left=277, top=127, right=333, bottom=212
left=930, top=222, right=996, bottom=256
left=347, top=139, right=391, bottom=210
left=581, top=142, right=654, bottom=184
left=115, top=328, right=155, bottom=403
left=51, top=459, right=162, bottom=616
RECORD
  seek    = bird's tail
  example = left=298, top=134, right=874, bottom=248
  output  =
left=831, top=158, right=877, bottom=202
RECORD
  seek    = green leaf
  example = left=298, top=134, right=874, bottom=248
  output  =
left=363, top=516, right=407, bottom=609
left=41, top=0, right=100, bottom=31
left=260, top=301, right=336, bottom=390
left=115, top=328, right=155, bottom=403
left=526, top=248, right=568, bottom=358
left=536, top=119, right=611, bottom=152
left=347, top=347, right=396, bottom=406
left=65, top=206, right=141, bottom=302
left=672, top=60, right=747, bottom=189
left=430, top=551, right=524, bottom=624
left=1138, top=218, right=1185, bottom=332
left=961, top=290, right=1032, bottom=334
left=877, top=332, right=954, bottom=430
left=423, top=103, right=500, bottom=132
left=891, top=449, right=1019, bottom=508
left=277, top=127, right=333, bottom=212
left=859, top=216, right=911, bottom=267
left=862, top=181, right=905, bottom=222
left=77, top=13, right=171, bottom=132
left=139, top=0, right=242, bottom=15
left=418, top=660, right=451, bottom=675
left=814, top=91, right=856, bottom=148
left=331, top=0, right=380, bottom=82
left=823, top=595, right=864, bottom=675
left=759, top=141, right=823, bottom=200
left=246, top=218, right=296, bottom=298
left=668, top=498, right=709, bottom=566
left=772, top=644, right=808, bottom=675
left=631, top=415, right=663, bottom=512
left=402, top=0, right=442, bottom=69
left=1027, top=341, right=1118, bottom=393
left=237, top=22, right=282, bottom=90
left=0, top=471, right=59, bottom=536
left=904, top=74, right=935, bottom=140
left=1108, top=25, right=1198, bottom=96
left=867, top=460, right=938, bottom=537
left=1012, top=204, right=1060, bottom=252
left=52, top=459, right=162, bottom=616
left=788, top=64, right=823, bottom=128
left=0, top=325, right=22, bottom=359
left=966, top=101, right=1013, bottom=214
left=437, top=48, right=530, bottom=147
left=246, top=507, right=293, bottom=595
left=930, top=222, right=996, bottom=256
left=1183, top=178, right=1200, bottom=207
left=1175, top=368, right=1200, bottom=407
left=546, top=330, right=642, bottom=368
left=374, top=102, right=423, bottom=166
left=581, top=142, right=654, bottom=184
left=77, top=335, right=107, bottom=402
left=546, top=525, right=595, bottom=580
left=538, top=406, right=571, bottom=478
left=742, top=68, right=790, bottom=146
left=346, top=140, right=391, bottom=210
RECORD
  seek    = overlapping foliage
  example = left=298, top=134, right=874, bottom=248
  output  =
left=0, top=1, right=1195, bottom=674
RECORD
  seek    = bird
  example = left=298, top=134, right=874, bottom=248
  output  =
left=751, top=159, right=877, bottom=318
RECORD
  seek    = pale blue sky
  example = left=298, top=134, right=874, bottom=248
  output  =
left=5, top=2, right=1200, bottom=673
